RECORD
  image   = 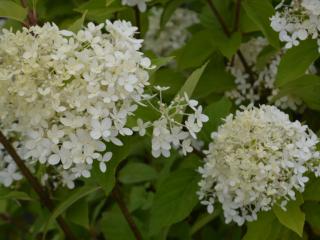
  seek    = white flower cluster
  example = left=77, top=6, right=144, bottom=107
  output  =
left=144, top=8, right=199, bottom=56
left=133, top=89, right=208, bottom=158
left=270, top=0, right=320, bottom=51
left=226, top=37, right=315, bottom=111
left=0, top=145, right=22, bottom=187
left=198, top=105, right=319, bottom=225
left=0, top=20, right=152, bottom=188
left=121, top=0, right=149, bottom=12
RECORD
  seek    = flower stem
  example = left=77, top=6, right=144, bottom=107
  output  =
left=205, top=0, right=256, bottom=84
left=112, top=184, right=143, bottom=240
left=134, top=7, right=141, bottom=39
left=0, top=130, right=77, bottom=240
left=20, top=0, right=38, bottom=27
left=233, top=0, right=242, bottom=32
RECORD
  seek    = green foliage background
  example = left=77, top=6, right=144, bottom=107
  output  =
left=1, top=0, right=320, bottom=239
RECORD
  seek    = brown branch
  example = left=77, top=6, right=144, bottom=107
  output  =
left=206, top=0, right=231, bottom=37
left=193, top=148, right=206, bottom=159
left=205, top=0, right=257, bottom=84
left=233, top=0, right=241, bottom=32
left=0, top=131, right=77, bottom=240
left=20, top=0, right=37, bottom=27
left=112, top=185, right=143, bottom=240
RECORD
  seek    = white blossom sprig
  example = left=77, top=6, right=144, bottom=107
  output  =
left=132, top=88, right=208, bottom=158
left=270, top=0, right=320, bottom=51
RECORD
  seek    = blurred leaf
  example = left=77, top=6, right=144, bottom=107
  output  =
left=273, top=194, right=305, bottom=237
left=303, top=202, right=320, bottom=232
left=75, top=0, right=125, bottom=23
left=168, top=222, right=192, bottom=240
left=304, top=177, right=320, bottom=201
left=194, top=53, right=235, bottom=99
left=178, top=61, right=209, bottom=98
left=256, top=45, right=279, bottom=71
left=151, top=68, right=185, bottom=97
left=276, top=39, right=319, bottom=87
left=279, top=74, right=320, bottom=110
left=106, top=0, right=116, bottom=6
left=149, top=169, right=200, bottom=235
left=239, top=6, right=260, bottom=33
left=66, top=200, right=89, bottom=229
left=67, top=10, right=87, bottom=32
left=149, top=56, right=175, bottom=77
left=119, top=162, right=158, bottom=184
left=44, top=185, right=100, bottom=235
left=191, top=209, right=221, bottom=236
left=0, top=188, right=33, bottom=201
left=100, top=205, right=138, bottom=240
left=213, top=32, right=242, bottom=60
left=129, top=186, right=154, bottom=211
left=0, top=0, right=27, bottom=22
left=176, top=30, right=215, bottom=69
left=160, top=0, right=183, bottom=28
left=202, top=97, right=232, bottom=141
left=243, top=211, right=281, bottom=240
left=176, top=61, right=208, bottom=123
left=242, top=0, right=279, bottom=49
left=88, top=137, right=140, bottom=196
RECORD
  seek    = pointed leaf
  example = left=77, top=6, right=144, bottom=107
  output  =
left=67, top=10, right=87, bottom=33
left=273, top=194, right=305, bottom=237
left=0, top=0, right=27, bottom=22
left=276, top=39, right=319, bottom=87
left=242, top=0, right=279, bottom=48
left=149, top=169, right=200, bottom=235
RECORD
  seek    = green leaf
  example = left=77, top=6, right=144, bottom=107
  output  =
left=67, top=10, right=87, bottom=33
left=129, top=186, right=154, bottom=211
left=178, top=61, right=209, bottom=98
left=89, top=137, right=140, bottom=196
left=0, top=189, right=33, bottom=201
left=243, top=211, right=281, bottom=240
left=303, top=177, right=320, bottom=201
left=276, top=39, right=319, bottom=87
left=190, top=209, right=221, bottom=236
left=151, top=68, right=185, bottom=97
left=303, top=202, right=320, bottom=232
left=75, top=0, right=125, bottom=23
left=175, top=61, right=208, bottom=123
left=149, top=169, right=200, bottom=235
left=201, top=97, right=232, bottom=141
left=242, top=0, right=279, bottom=49
left=256, top=45, right=279, bottom=71
left=106, top=0, right=116, bottom=6
left=119, top=162, right=158, bottom=184
left=100, top=205, right=136, bottom=240
left=214, top=32, right=242, bottom=60
left=278, top=74, right=320, bottom=110
left=44, top=185, right=100, bottom=236
left=101, top=203, right=146, bottom=240
left=0, top=0, right=27, bottom=22
left=149, top=56, right=175, bottom=77
left=175, top=30, right=215, bottom=70
left=273, top=194, right=305, bottom=237
left=66, top=200, right=89, bottom=229
left=160, top=0, right=183, bottom=28
left=194, top=53, right=235, bottom=99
